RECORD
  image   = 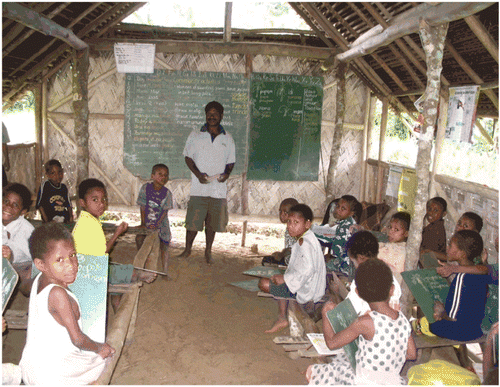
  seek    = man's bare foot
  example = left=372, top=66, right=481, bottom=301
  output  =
left=178, top=248, right=191, bottom=258
left=265, top=318, right=289, bottom=333
left=205, top=251, right=213, bottom=264
left=136, top=271, right=157, bottom=284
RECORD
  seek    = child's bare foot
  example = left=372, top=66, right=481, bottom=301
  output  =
left=178, top=248, right=191, bottom=258
left=265, top=318, right=289, bottom=333
left=205, top=251, right=213, bottom=264
left=135, top=270, right=157, bottom=284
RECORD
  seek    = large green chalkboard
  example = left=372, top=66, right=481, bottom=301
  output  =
left=247, top=73, right=323, bottom=181
left=124, top=70, right=249, bottom=179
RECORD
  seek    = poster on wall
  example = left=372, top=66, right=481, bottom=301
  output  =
left=445, top=85, right=480, bottom=143
left=114, top=43, right=155, bottom=73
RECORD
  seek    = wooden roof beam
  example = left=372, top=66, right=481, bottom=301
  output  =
left=3, top=3, right=142, bottom=104
left=2, top=2, right=88, bottom=50
left=464, top=14, right=499, bottom=63
left=336, top=2, right=491, bottom=62
left=445, top=40, right=499, bottom=109
left=94, top=39, right=332, bottom=60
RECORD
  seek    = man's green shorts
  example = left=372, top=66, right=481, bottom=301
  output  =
left=185, top=196, right=228, bottom=232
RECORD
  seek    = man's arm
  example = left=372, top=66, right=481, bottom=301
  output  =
left=185, top=156, right=208, bottom=184
left=217, top=163, right=234, bottom=183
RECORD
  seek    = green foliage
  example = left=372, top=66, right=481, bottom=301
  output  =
left=3, top=91, right=34, bottom=114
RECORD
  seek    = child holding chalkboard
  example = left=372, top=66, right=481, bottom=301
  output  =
left=258, top=204, right=326, bottom=333
left=136, top=164, right=173, bottom=274
left=306, top=259, right=416, bottom=385
left=20, top=224, right=114, bottom=384
left=325, top=195, right=362, bottom=277
left=414, top=230, right=492, bottom=341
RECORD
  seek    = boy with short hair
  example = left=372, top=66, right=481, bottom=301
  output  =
left=420, top=196, right=447, bottom=255
left=258, top=204, right=326, bottom=333
left=72, top=178, right=156, bottom=308
left=36, top=159, right=73, bottom=223
left=261, top=197, right=299, bottom=266
left=378, top=211, right=411, bottom=274
left=2, top=183, right=35, bottom=295
left=136, top=164, right=173, bottom=274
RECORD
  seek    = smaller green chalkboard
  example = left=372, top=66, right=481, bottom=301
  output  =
left=243, top=266, right=285, bottom=278
left=69, top=254, right=109, bottom=343
left=326, top=298, right=358, bottom=371
left=419, top=252, right=440, bottom=269
left=229, top=279, right=261, bottom=292
left=401, top=269, right=449, bottom=323
left=2, top=258, right=19, bottom=312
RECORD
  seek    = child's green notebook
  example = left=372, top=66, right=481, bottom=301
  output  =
left=326, top=298, right=358, bottom=371
left=2, top=258, right=19, bottom=312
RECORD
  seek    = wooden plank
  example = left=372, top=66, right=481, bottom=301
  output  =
left=414, top=332, right=487, bottom=349
left=273, top=336, right=309, bottom=345
left=282, top=343, right=311, bottom=352
left=298, top=347, right=322, bottom=358
left=4, top=309, right=28, bottom=330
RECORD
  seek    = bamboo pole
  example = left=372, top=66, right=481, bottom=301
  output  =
left=33, top=83, right=43, bottom=191
left=360, top=89, right=372, bottom=202
left=376, top=98, right=388, bottom=203
left=42, top=79, right=48, bottom=162
left=224, top=2, right=232, bottom=43
left=326, top=61, right=347, bottom=198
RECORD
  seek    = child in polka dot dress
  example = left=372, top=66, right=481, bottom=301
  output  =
left=306, top=259, right=416, bottom=385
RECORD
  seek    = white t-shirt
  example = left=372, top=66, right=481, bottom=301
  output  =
left=3, top=216, right=34, bottom=264
left=182, top=128, right=236, bottom=199
left=284, top=229, right=326, bottom=304
left=347, top=273, right=402, bottom=316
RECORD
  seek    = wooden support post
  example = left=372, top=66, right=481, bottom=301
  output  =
left=429, top=90, right=449, bottom=197
left=72, top=47, right=90, bottom=201
left=326, top=61, right=347, bottom=198
left=376, top=97, right=388, bottom=203
left=360, top=89, right=372, bottom=202
left=223, top=2, right=232, bottom=43
left=42, top=78, right=48, bottom=162
left=241, top=172, right=249, bottom=215
left=402, top=20, right=449, bottom=320
left=33, top=83, right=43, bottom=192
left=241, top=220, right=248, bottom=247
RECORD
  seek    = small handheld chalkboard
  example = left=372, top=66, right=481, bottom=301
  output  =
left=69, top=254, right=109, bottom=342
left=2, top=258, right=19, bottom=312
left=401, top=268, right=449, bottom=323
left=326, top=298, right=358, bottom=371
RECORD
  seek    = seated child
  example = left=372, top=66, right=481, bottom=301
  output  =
left=325, top=195, right=361, bottom=276
left=72, top=179, right=156, bottom=308
left=331, top=231, right=402, bottom=316
left=378, top=211, right=411, bottom=274
left=420, top=196, right=447, bottom=255
left=306, top=259, right=416, bottom=385
left=433, top=211, right=483, bottom=263
left=20, top=223, right=114, bottom=384
left=261, top=197, right=298, bottom=266
left=35, top=159, right=73, bottom=223
left=258, top=204, right=326, bottom=333
left=2, top=183, right=35, bottom=295
left=415, top=230, right=492, bottom=341
left=136, top=164, right=173, bottom=274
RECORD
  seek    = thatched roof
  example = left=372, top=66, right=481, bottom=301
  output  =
left=3, top=2, right=498, bottom=117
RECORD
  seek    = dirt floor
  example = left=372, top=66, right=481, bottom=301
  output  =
left=2, top=210, right=485, bottom=384
left=2, top=212, right=316, bottom=385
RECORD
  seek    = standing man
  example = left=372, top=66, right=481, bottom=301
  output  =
left=179, top=101, right=235, bottom=264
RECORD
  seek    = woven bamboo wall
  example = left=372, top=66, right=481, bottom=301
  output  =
left=45, top=52, right=368, bottom=217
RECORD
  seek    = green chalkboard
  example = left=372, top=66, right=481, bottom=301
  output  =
left=482, top=264, right=498, bottom=333
left=69, top=254, right=109, bottom=342
left=401, top=269, right=450, bottom=324
left=2, top=258, right=18, bottom=312
left=247, top=73, right=323, bottom=181
left=326, top=298, right=358, bottom=371
left=124, top=70, right=249, bottom=179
